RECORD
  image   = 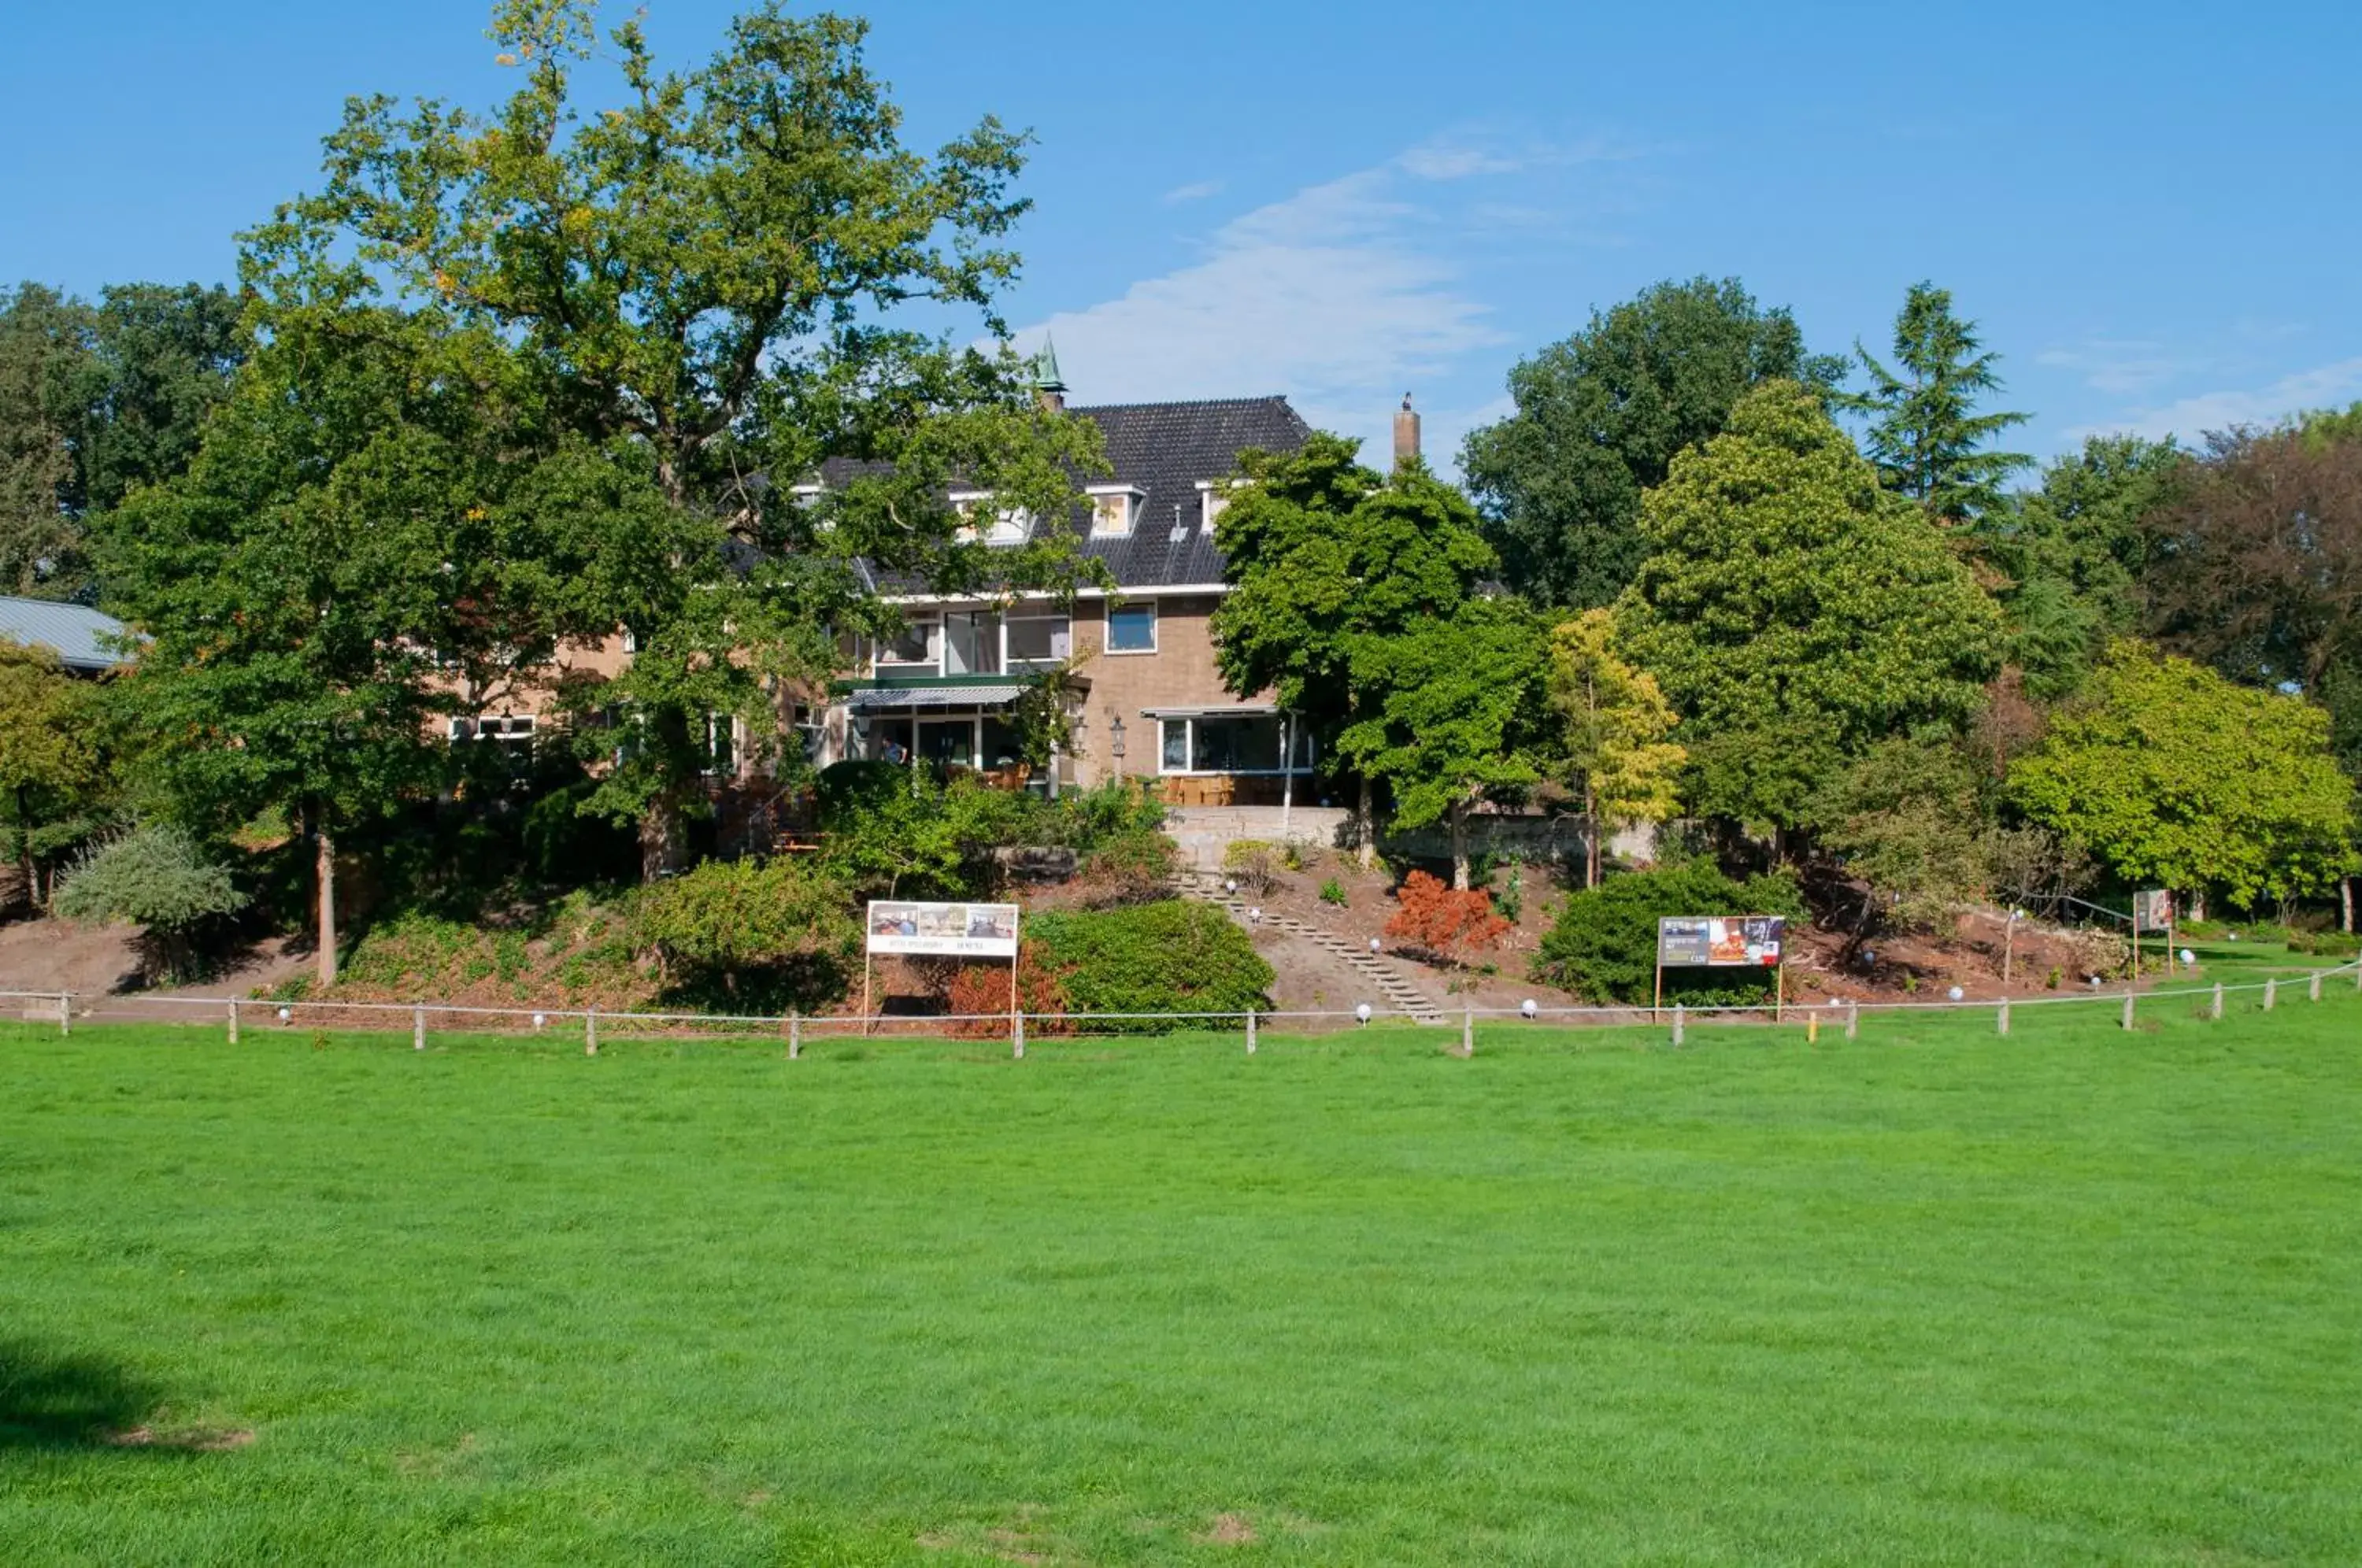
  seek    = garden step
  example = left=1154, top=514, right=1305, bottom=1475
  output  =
left=1168, top=878, right=1448, bottom=1024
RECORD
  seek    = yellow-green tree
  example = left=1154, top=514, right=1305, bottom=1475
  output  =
left=0, top=640, right=107, bottom=904
left=1547, top=609, right=1684, bottom=886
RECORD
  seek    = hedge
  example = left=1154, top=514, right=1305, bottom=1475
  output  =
left=1024, top=899, right=1274, bottom=1033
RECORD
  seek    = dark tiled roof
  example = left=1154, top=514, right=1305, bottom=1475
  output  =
left=822, top=396, right=1310, bottom=593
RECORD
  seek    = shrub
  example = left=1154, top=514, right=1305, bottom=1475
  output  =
left=1223, top=838, right=1283, bottom=895
left=1319, top=878, right=1348, bottom=908
left=945, top=940, right=1074, bottom=1038
left=629, top=856, right=858, bottom=1010
left=1386, top=871, right=1512, bottom=971
left=53, top=824, right=248, bottom=982
left=1533, top=862, right=1805, bottom=1005
left=1074, top=829, right=1178, bottom=908
left=1024, top=900, right=1275, bottom=1033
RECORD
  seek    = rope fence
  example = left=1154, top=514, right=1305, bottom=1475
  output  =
left=6, top=955, right=2358, bottom=1058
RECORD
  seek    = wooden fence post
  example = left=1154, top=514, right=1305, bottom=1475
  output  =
left=1245, top=1010, right=1257, bottom=1055
left=1012, top=1008, right=1025, bottom=1060
left=1845, top=1002, right=1858, bottom=1041
left=57, top=993, right=69, bottom=1037
left=585, top=1007, right=598, bottom=1056
left=227, top=999, right=239, bottom=1045
left=1997, top=1000, right=2010, bottom=1036
left=1461, top=1007, right=1474, bottom=1058
left=2120, top=991, right=2135, bottom=1030
left=1672, top=1004, right=1685, bottom=1048
left=413, top=1004, right=426, bottom=1052
left=2263, top=978, right=2276, bottom=1012
left=787, top=1012, right=800, bottom=1060
left=2308, top=971, right=2321, bottom=1003
left=2212, top=982, right=2224, bottom=1020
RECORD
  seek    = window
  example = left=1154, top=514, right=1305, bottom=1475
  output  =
left=943, top=612, right=1001, bottom=675
left=702, top=714, right=738, bottom=777
left=952, top=492, right=1031, bottom=545
left=1088, top=486, right=1144, bottom=537
left=1004, top=615, right=1071, bottom=671
left=1106, top=601, right=1157, bottom=653
left=1198, top=480, right=1234, bottom=532
left=1155, top=714, right=1313, bottom=775
left=878, top=619, right=938, bottom=668
left=450, top=714, right=536, bottom=746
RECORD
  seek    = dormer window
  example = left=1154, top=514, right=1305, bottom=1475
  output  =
left=1197, top=479, right=1238, bottom=533
left=951, top=490, right=1031, bottom=545
left=1088, top=484, right=1146, bottom=538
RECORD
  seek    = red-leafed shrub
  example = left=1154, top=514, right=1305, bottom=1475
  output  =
left=1385, top=871, right=1512, bottom=971
left=946, top=940, right=1072, bottom=1037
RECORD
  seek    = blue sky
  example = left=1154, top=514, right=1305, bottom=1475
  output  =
left=8, top=1, right=2360, bottom=472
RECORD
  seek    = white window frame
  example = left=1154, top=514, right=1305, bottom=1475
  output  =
left=1087, top=483, right=1145, bottom=538
left=450, top=714, right=537, bottom=746
left=1104, top=601, right=1158, bottom=656
left=1196, top=479, right=1239, bottom=533
left=1002, top=612, right=1072, bottom=672
left=1154, top=713, right=1313, bottom=776
left=950, top=490, right=1032, bottom=545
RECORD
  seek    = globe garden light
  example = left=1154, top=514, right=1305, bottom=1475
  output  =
left=532, top=1012, right=547, bottom=1030
left=1947, top=986, right=1964, bottom=1002
left=1224, top=878, right=1237, bottom=895
left=1520, top=998, right=1538, bottom=1019
left=1248, top=907, right=1262, bottom=923
left=276, top=1007, right=291, bottom=1023
left=1368, top=937, right=1382, bottom=954
left=2180, top=949, right=2195, bottom=966
left=1355, top=1003, right=1372, bottom=1026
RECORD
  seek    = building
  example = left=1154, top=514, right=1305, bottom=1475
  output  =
left=0, top=595, right=129, bottom=676
left=820, top=361, right=1398, bottom=806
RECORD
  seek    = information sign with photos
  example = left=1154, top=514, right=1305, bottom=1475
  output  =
left=2132, top=889, right=2173, bottom=933
left=1657, top=915, right=1786, bottom=967
left=865, top=900, right=1020, bottom=959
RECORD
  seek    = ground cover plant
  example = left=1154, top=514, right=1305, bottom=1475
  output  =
left=2, top=986, right=2359, bottom=1564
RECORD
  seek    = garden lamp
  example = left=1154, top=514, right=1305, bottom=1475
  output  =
left=1354, top=1004, right=1372, bottom=1026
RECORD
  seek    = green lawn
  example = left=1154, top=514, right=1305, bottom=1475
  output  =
left=4, top=989, right=2360, bottom=1565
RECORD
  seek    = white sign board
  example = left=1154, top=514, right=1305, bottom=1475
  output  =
left=866, top=900, right=1020, bottom=959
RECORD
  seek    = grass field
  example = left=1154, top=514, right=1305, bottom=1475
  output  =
left=4, top=982, right=2360, bottom=1565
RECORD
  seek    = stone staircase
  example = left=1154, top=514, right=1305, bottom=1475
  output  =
left=1170, top=869, right=1447, bottom=1024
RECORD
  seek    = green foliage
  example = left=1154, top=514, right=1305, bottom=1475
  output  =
left=0, top=638, right=111, bottom=898
left=1535, top=862, right=1805, bottom=1005
left=54, top=823, right=246, bottom=982
left=816, top=767, right=1165, bottom=900
left=1547, top=608, right=1685, bottom=884
left=1619, top=381, right=2005, bottom=831
left=1845, top=281, right=2031, bottom=522
left=1211, top=436, right=1497, bottom=789
left=1024, top=900, right=1274, bottom=1032
left=1979, top=435, right=2188, bottom=698
left=1461, top=276, right=1845, bottom=608
left=1812, top=737, right=1992, bottom=928
left=0, top=280, right=244, bottom=598
left=1221, top=838, right=1283, bottom=895
left=252, top=0, right=1104, bottom=870
left=2008, top=641, right=2358, bottom=908
left=1319, top=877, right=1349, bottom=908
left=629, top=856, right=858, bottom=1009
left=1337, top=597, right=1549, bottom=867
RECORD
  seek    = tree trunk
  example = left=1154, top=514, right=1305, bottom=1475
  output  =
left=639, top=793, right=687, bottom=882
left=2342, top=875, right=2353, bottom=935
left=13, top=783, right=32, bottom=912
left=1357, top=775, right=1375, bottom=871
left=1583, top=785, right=1600, bottom=890
left=316, top=821, right=339, bottom=989
left=2186, top=887, right=2206, bottom=923
left=1449, top=799, right=1470, bottom=891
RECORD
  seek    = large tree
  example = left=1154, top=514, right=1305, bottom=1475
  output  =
left=1545, top=608, right=1684, bottom=887
left=1336, top=596, right=1547, bottom=889
left=1209, top=437, right=1496, bottom=865
left=1846, top=282, right=2031, bottom=523
left=1461, top=276, right=1843, bottom=609
left=248, top=0, right=1098, bottom=872
left=0, top=640, right=109, bottom=907
left=0, top=281, right=245, bottom=601
left=1618, top=380, right=2005, bottom=836
left=2008, top=642, right=2356, bottom=915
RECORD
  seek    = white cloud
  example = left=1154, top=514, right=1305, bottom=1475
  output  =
left=1014, top=159, right=1509, bottom=464
left=2066, top=357, right=2362, bottom=442
left=2036, top=338, right=2192, bottom=397
left=1160, top=179, right=1223, bottom=205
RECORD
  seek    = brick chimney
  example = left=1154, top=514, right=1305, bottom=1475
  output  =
left=1392, top=392, right=1420, bottom=469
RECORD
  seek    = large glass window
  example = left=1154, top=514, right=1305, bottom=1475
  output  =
left=919, top=719, right=974, bottom=767
left=943, top=612, right=1001, bottom=676
left=878, top=619, right=936, bottom=668
left=1156, top=714, right=1314, bottom=775
left=1107, top=602, right=1157, bottom=653
left=1004, top=615, right=1070, bottom=670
